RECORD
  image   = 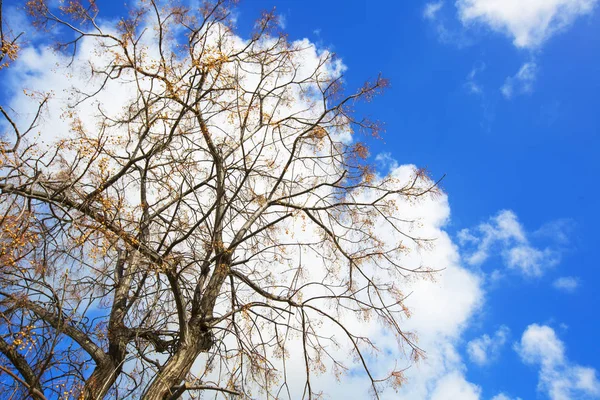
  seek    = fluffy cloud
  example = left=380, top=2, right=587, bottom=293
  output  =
left=323, top=164, right=485, bottom=399
left=458, top=210, right=561, bottom=277
left=517, top=324, right=565, bottom=366
left=501, top=62, right=538, bottom=98
left=504, top=245, right=558, bottom=276
left=456, top=0, right=598, bottom=48
left=429, top=371, right=481, bottom=400
left=553, top=276, right=580, bottom=292
left=467, top=325, right=510, bottom=366
left=218, top=164, right=485, bottom=399
left=516, top=324, right=600, bottom=400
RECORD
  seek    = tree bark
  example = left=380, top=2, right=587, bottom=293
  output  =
left=142, top=330, right=212, bottom=400
left=82, top=360, right=120, bottom=400
left=0, top=337, right=46, bottom=399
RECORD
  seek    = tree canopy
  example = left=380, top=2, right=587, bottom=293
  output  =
left=0, top=1, right=442, bottom=398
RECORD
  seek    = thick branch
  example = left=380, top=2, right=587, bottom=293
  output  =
left=0, top=293, right=107, bottom=365
left=0, top=337, right=46, bottom=400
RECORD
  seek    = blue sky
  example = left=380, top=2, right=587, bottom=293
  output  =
left=229, top=0, right=600, bottom=399
left=2, top=0, right=600, bottom=399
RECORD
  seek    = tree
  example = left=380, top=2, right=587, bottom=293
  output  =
left=0, top=1, right=441, bottom=398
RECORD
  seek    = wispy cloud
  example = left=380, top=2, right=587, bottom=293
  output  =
left=375, top=152, right=399, bottom=172
left=465, top=62, right=486, bottom=95
left=491, top=393, right=523, bottom=400
left=501, top=62, right=538, bottom=99
left=534, top=219, right=575, bottom=245
left=423, top=1, right=474, bottom=47
left=277, top=13, right=287, bottom=29
left=424, top=1, right=445, bottom=20
left=553, top=276, right=580, bottom=292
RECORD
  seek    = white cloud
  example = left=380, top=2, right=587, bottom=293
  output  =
left=467, top=325, right=510, bottom=366
left=505, top=245, right=559, bottom=276
left=424, top=2, right=474, bottom=47
left=517, top=324, right=566, bottom=366
left=277, top=14, right=287, bottom=29
left=534, top=219, right=574, bottom=245
left=458, top=210, right=525, bottom=265
left=466, top=62, right=486, bottom=95
left=346, top=164, right=484, bottom=399
left=456, top=0, right=598, bottom=48
left=516, top=324, right=600, bottom=400
left=459, top=210, right=561, bottom=277
left=501, top=62, right=538, bottom=99
left=430, top=371, right=482, bottom=400
left=375, top=152, right=399, bottom=171
left=553, top=276, right=580, bottom=292
left=424, top=1, right=445, bottom=20
left=491, top=394, right=522, bottom=400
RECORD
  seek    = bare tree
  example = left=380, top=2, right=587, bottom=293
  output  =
left=0, top=1, right=441, bottom=399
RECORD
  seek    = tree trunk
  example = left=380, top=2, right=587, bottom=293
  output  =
left=82, top=361, right=120, bottom=399
left=142, top=346, right=199, bottom=400
left=142, top=330, right=212, bottom=400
